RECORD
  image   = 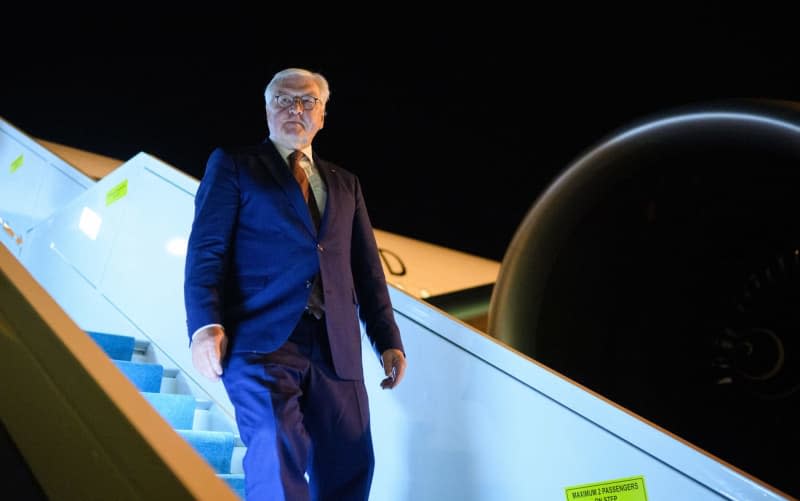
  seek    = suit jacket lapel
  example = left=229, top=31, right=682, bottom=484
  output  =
left=257, top=141, right=318, bottom=236
left=314, top=155, right=338, bottom=237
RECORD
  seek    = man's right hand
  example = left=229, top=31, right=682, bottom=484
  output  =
left=191, top=325, right=228, bottom=381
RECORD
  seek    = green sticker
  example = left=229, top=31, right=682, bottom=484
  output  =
left=106, top=179, right=128, bottom=206
left=10, top=154, right=23, bottom=173
left=565, top=476, right=647, bottom=501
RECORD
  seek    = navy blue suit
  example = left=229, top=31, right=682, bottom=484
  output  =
left=184, top=140, right=403, bottom=500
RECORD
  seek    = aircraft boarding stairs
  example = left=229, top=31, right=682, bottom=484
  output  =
left=0, top=118, right=246, bottom=499
left=0, top=116, right=793, bottom=500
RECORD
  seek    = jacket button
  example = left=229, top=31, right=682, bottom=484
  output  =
left=305, top=280, right=312, bottom=288
left=317, top=244, right=324, bottom=251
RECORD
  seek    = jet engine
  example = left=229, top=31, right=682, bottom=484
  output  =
left=488, top=100, right=800, bottom=497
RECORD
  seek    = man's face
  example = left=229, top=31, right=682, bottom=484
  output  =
left=266, top=74, right=325, bottom=150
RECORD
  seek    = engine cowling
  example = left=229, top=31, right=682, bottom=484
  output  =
left=488, top=100, right=800, bottom=497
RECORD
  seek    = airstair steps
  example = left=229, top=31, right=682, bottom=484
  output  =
left=176, top=430, right=236, bottom=474
left=219, top=474, right=246, bottom=497
left=113, top=360, right=164, bottom=393
left=84, top=329, right=245, bottom=499
left=86, top=330, right=135, bottom=361
left=141, top=392, right=196, bottom=429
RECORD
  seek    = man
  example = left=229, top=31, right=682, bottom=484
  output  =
left=184, top=67, right=407, bottom=501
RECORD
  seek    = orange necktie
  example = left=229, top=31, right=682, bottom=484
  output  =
left=289, top=150, right=324, bottom=317
left=289, top=150, right=321, bottom=229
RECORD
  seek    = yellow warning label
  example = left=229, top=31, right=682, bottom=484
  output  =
left=565, top=476, right=647, bottom=501
left=106, top=179, right=128, bottom=206
left=10, top=154, right=23, bottom=173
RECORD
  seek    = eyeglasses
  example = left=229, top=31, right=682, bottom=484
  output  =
left=273, top=94, right=321, bottom=110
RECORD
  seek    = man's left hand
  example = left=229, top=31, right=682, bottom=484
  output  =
left=380, top=348, right=407, bottom=389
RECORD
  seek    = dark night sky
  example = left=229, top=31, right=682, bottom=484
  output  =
left=2, top=6, right=798, bottom=261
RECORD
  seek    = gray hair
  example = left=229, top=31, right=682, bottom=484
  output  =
left=264, top=68, right=330, bottom=107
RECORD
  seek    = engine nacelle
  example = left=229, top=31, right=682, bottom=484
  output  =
left=488, top=100, right=800, bottom=497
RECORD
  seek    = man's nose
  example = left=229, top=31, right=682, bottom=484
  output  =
left=289, top=98, right=304, bottom=114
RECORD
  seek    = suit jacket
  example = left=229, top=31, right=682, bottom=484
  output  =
left=184, top=140, right=403, bottom=380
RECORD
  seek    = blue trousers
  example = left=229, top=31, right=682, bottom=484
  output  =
left=223, top=313, right=374, bottom=501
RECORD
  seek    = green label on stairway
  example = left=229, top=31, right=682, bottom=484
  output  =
left=565, top=476, right=647, bottom=501
left=106, top=179, right=128, bottom=206
left=10, top=154, right=23, bottom=173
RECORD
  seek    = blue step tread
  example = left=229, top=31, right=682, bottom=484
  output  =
left=86, top=330, right=135, bottom=361
left=141, top=392, right=196, bottom=430
left=219, top=473, right=245, bottom=499
left=177, top=429, right=235, bottom=474
left=113, top=360, right=163, bottom=392
left=86, top=331, right=245, bottom=493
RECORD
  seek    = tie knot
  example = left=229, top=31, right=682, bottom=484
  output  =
left=289, top=150, right=306, bottom=169
left=289, top=151, right=308, bottom=182
left=290, top=150, right=310, bottom=202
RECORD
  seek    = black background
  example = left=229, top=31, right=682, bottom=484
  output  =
left=2, top=5, right=798, bottom=262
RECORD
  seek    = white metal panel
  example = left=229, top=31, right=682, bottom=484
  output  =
left=19, top=152, right=235, bottom=419
left=0, top=118, right=92, bottom=256
left=98, top=156, right=222, bottom=406
left=365, top=289, right=787, bottom=500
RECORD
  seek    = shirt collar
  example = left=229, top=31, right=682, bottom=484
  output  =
left=272, top=141, right=313, bottom=167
